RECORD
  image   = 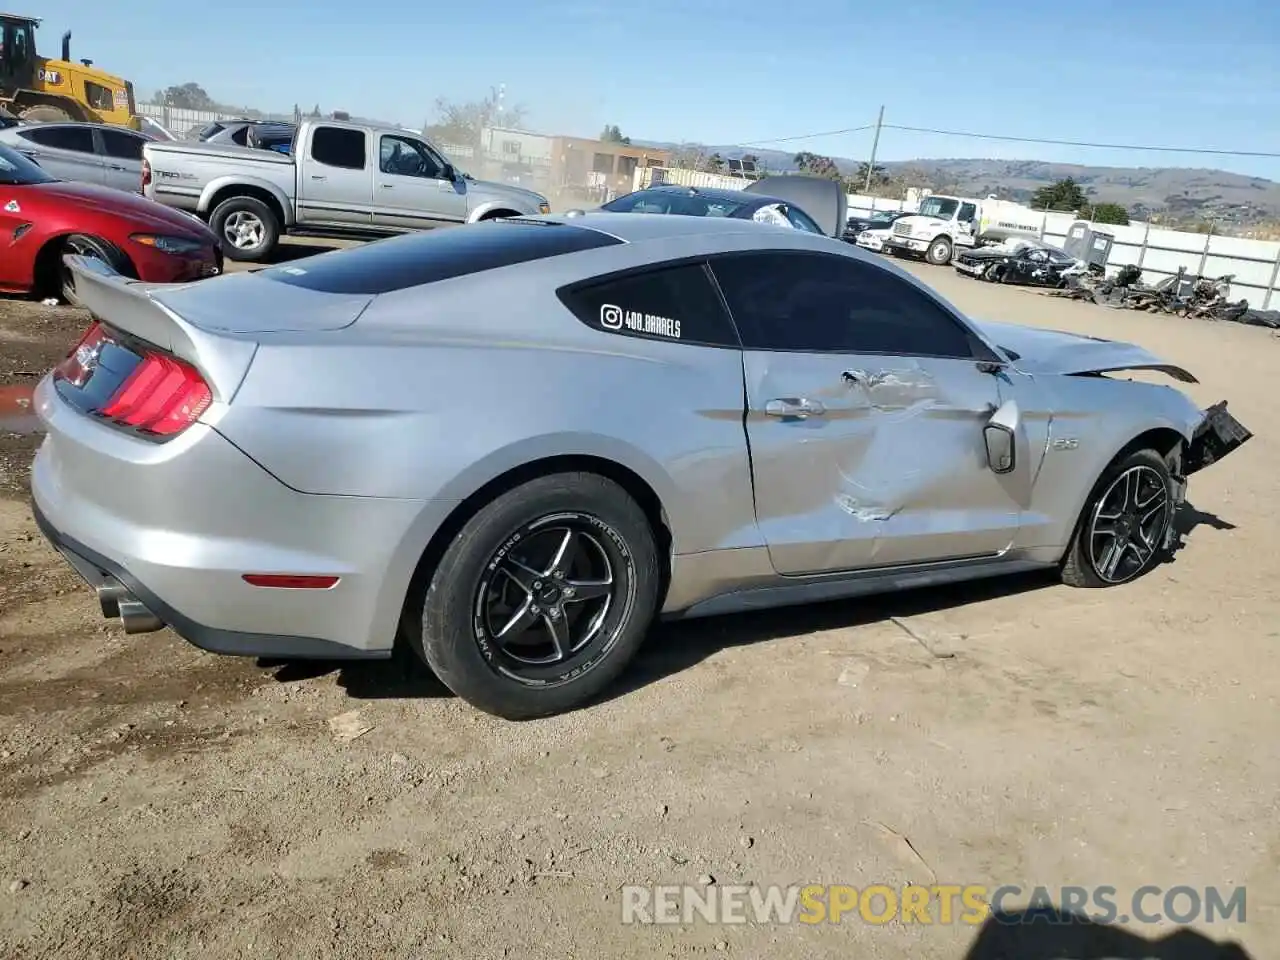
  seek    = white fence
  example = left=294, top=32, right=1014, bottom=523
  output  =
left=638, top=167, right=1280, bottom=310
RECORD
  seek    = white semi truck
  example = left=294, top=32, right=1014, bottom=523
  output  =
left=881, top=194, right=1046, bottom=265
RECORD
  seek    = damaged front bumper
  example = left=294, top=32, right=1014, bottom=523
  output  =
left=1185, top=401, right=1252, bottom=475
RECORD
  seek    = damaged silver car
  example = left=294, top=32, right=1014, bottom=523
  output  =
left=35, top=212, right=1251, bottom=720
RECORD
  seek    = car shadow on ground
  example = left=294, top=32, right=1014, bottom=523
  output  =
left=258, top=500, right=1235, bottom=708
left=960, top=906, right=1253, bottom=959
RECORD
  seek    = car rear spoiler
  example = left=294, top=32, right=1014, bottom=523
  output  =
left=62, top=255, right=256, bottom=400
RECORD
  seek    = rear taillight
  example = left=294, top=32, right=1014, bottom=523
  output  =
left=101, top=353, right=211, bottom=436
left=141, top=158, right=151, bottom=190
left=52, top=322, right=107, bottom=387
left=54, top=322, right=212, bottom=438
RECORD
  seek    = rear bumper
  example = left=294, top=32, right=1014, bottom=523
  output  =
left=29, top=375, right=441, bottom=659
left=32, top=498, right=389, bottom=660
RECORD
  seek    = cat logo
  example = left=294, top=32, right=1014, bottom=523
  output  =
left=37, top=68, right=62, bottom=84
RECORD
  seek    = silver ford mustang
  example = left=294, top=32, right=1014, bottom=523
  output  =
left=33, top=213, right=1251, bottom=719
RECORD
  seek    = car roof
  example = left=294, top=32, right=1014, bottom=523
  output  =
left=3, top=122, right=144, bottom=135
left=637, top=184, right=774, bottom=205
left=547, top=210, right=804, bottom=242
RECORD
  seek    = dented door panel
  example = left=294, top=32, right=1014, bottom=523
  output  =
left=742, top=350, right=1023, bottom=576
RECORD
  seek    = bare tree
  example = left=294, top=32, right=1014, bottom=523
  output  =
left=424, top=89, right=528, bottom=148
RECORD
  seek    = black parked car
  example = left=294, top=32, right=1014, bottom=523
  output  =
left=597, top=176, right=847, bottom=238
left=842, top=209, right=909, bottom=243
left=953, top=242, right=1089, bottom=287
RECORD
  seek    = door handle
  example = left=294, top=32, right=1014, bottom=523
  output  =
left=379, top=183, right=394, bottom=189
left=765, top=397, right=826, bottom=418
left=109, top=164, right=127, bottom=171
left=309, top=174, right=327, bottom=181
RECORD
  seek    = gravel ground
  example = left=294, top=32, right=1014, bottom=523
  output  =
left=0, top=245, right=1272, bottom=959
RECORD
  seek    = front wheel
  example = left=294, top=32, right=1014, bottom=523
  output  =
left=925, top=236, right=953, bottom=265
left=1060, top=449, right=1174, bottom=588
left=415, top=472, right=661, bottom=719
left=59, top=235, right=133, bottom=305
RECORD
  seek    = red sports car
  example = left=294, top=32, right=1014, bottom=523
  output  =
left=0, top=143, right=222, bottom=303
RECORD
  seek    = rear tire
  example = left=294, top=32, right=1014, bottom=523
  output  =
left=1060, top=448, right=1174, bottom=588
left=209, top=195, right=280, bottom=262
left=59, top=234, right=132, bottom=305
left=414, top=472, right=661, bottom=720
left=19, top=105, right=73, bottom=123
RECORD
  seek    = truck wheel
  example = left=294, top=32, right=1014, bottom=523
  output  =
left=925, top=237, right=953, bottom=265
left=210, top=196, right=280, bottom=262
left=20, top=105, right=73, bottom=123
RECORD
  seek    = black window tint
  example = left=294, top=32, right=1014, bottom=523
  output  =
left=711, top=252, right=978, bottom=359
left=260, top=220, right=621, bottom=295
left=23, top=126, right=94, bottom=153
left=230, top=126, right=250, bottom=145
left=310, top=126, right=366, bottom=170
left=559, top=262, right=739, bottom=348
left=99, top=129, right=143, bottom=160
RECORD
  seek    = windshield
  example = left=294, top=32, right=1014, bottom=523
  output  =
left=601, top=189, right=749, bottom=218
left=917, top=197, right=960, bottom=219
left=0, top=144, right=55, bottom=185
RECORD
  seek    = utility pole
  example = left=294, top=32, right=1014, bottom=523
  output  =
left=864, top=105, right=885, bottom=193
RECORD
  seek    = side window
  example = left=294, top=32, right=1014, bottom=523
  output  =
left=751, top=204, right=791, bottom=228
left=84, top=81, right=115, bottom=112
left=230, top=126, right=250, bottom=146
left=310, top=126, right=366, bottom=170
left=785, top=205, right=825, bottom=235
left=379, top=135, right=443, bottom=179
left=958, top=202, right=977, bottom=222
left=558, top=262, right=740, bottom=348
left=710, top=252, right=980, bottom=359
left=99, top=129, right=144, bottom=160
left=22, top=126, right=95, bottom=153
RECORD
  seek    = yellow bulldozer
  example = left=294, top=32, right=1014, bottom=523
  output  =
left=0, top=12, right=140, bottom=129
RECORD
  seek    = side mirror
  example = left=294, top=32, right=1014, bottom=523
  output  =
left=983, top=423, right=1016, bottom=474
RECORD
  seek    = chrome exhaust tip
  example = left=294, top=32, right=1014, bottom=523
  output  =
left=117, top=598, right=164, bottom=635
left=97, top=582, right=128, bottom=618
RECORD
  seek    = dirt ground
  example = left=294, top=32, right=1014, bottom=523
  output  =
left=1, top=246, right=1275, bottom=959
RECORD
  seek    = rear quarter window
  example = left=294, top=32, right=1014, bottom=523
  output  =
left=558, top=261, right=740, bottom=348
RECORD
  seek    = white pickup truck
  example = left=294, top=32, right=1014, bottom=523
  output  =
left=141, top=118, right=551, bottom=262
left=882, top=194, right=1045, bottom=266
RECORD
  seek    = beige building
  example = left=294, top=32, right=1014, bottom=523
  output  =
left=550, top=137, right=670, bottom=203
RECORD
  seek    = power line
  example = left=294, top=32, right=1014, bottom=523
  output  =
left=882, top=123, right=1280, bottom=159
left=723, top=117, right=1280, bottom=160
left=734, top=124, right=874, bottom=147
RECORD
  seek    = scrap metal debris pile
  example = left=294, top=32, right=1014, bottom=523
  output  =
left=1048, top=264, right=1280, bottom=329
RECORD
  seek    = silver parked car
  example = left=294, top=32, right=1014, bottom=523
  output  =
left=34, top=213, right=1251, bottom=719
left=0, top=122, right=151, bottom=193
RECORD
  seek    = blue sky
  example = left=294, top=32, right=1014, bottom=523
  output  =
left=36, top=0, right=1280, bottom=178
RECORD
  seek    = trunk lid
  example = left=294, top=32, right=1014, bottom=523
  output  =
left=146, top=268, right=374, bottom=335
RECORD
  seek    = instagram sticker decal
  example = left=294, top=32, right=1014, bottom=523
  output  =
left=600, top=304, right=623, bottom=329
